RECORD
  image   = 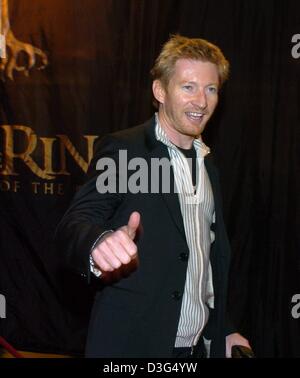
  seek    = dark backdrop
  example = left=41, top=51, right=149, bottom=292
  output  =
left=0, top=0, right=299, bottom=357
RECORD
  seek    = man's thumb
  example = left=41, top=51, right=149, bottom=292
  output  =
left=127, top=211, right=140, bottom=239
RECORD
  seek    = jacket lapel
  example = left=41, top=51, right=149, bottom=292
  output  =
left=144, top=119, right=186, bottom=239
left=204, top=154, right=221, bottom=225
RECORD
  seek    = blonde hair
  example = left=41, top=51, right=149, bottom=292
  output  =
left=151, top=34, right=229, bottom=89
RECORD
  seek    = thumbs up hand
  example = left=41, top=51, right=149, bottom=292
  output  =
left=91, top=212, right=140, bottom=273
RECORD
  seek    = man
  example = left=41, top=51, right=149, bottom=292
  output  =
left=55, top=35, right=251, bottom=358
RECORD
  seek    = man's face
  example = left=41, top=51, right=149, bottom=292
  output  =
left=153, top=58, right=219, bottom=147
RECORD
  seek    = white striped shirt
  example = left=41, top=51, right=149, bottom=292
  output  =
left=155, top=116, right=215, bottom=348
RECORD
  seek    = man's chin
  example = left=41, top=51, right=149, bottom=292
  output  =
left=187, top=118, right=207, bottom=131
left=192, top=124, right=206, bottom=136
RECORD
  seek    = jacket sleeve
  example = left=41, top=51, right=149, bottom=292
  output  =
left=54, top=134, right=124, bottom=282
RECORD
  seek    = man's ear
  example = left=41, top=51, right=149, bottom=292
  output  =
left=152, top=80, right=166, bottom=105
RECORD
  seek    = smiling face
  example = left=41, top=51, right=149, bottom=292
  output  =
left=152, top=58, right=219, bottom=148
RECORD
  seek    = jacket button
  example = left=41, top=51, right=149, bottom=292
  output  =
left=179, top=252, right=189, bottom=261
left=172, top=291, right=182, bottom=300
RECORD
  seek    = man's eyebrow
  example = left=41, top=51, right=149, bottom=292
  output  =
left=206, top=82, right=219, bottom=87
left=180, top=80, right=196, bottom=84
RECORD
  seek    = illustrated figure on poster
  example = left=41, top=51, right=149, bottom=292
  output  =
left=0, top=0, right=48, bottom=80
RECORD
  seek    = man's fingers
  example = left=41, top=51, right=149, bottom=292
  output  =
left=91, top=214, right=140, bottom=274
left=93, top=234, right=137, bottom=272
left=105, top=235, right=135, bottom=264
left=126, top=211, right=140, bottom=240
left=112, top=229, right=138, bottom=257
left=92, top=246, right=114, bottom=272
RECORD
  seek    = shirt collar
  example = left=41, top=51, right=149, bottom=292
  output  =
left=154, top=112, right=211, bottom=157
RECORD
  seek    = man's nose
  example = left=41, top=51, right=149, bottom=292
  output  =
left=192, top=89, right=207, bottom=110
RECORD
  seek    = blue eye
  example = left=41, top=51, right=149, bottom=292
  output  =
left=207, top=86, right=218, bottom=94
left=183, top=85, right=193, bottom=91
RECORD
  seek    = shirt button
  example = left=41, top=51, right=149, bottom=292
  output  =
left=172, top=291, right=182, bottom=300
left=179, top=252, right=189, bottom=261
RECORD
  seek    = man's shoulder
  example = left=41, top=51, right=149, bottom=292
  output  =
left=109, top=117, right=154, bottom=145
left=93, top=117, right=156, bottom=156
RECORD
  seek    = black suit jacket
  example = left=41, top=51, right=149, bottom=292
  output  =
left=56, top=117, right=234, bottom=358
